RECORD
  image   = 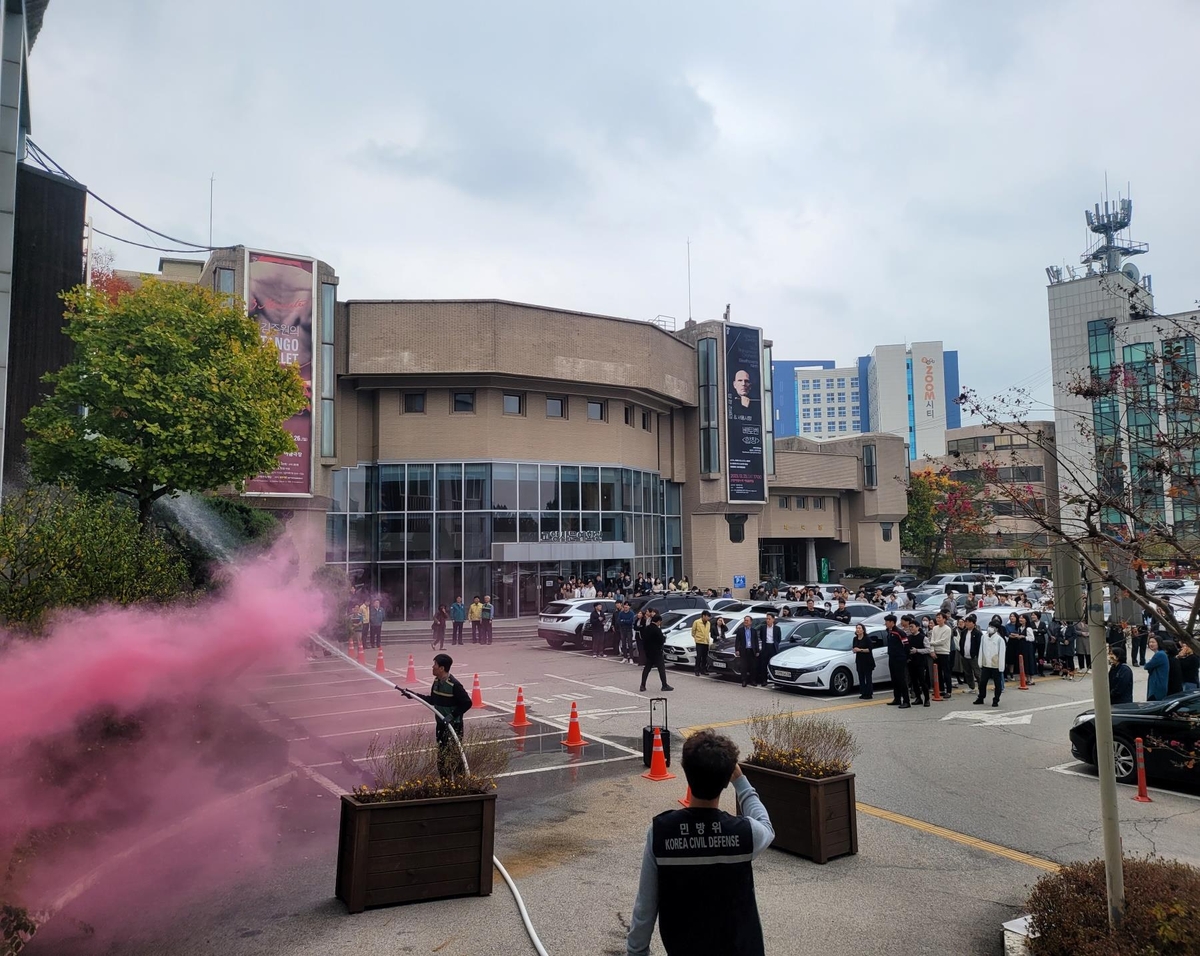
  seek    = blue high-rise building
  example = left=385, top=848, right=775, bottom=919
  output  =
left=772, top=345, right=961, bottom=458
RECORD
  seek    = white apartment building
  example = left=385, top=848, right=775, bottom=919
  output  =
left=795, top=365, right=861, bottom=439
left=866, top=341, right=951, bottom=461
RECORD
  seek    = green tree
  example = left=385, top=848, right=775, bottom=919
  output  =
left=0, top=485, right=190, bottom=634
left=25, top=280, right=307, bottom=526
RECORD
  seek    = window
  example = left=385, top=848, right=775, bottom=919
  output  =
left=837, top=407, right=846, bottom=416
left=838, top=423, right=847, bottom=432
left=812, top=496, right=824, bottom=509
left=837, top=378, right=846, bottom=388
left=795, top=496, right=807, bottom=509
left=319, top=282, right=337, bottom=457
left=624, top=405, right=632, bottom=426
left=801, top=380, right=810, bottom=390
left=826, top=392, right=834, bottom=403
left=837, top=392, right=846, bottom=402
left=503, top=393, right=524, bottom=416
left=802, top=424, right=811, bottom=433
left=801, top=395, right=810, bottom=405
left=802, top=409, right=810, bottom=420
left=452, top=391, right=475, bottom=413
left=814, top=423, right=822, bottom=432
left=778, top=496, right=790, bottom=509
left=215, top=267, right=236, bottom=299
left=587, top=400, right=606, bottom=421
left=643, top=411, right=651, bottom=431
left=825, top=378, right=834, bottom=387
left=881, top=522, right=893, bottom=542
left=864, top=444, right=877, bottom=488
left=851, top=405, right=860, bottom=415
left=813, top=408, right=821, bottom=418
left=546, top=396, right=566, bottom=418
left=404, top=391, right=426, bottom=414
left=698, top=337, right=717, bottom=471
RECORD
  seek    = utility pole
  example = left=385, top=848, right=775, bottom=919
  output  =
left=1082, top=543, right=1125, bottom=929
left=209, top=174, right=215, bottom=249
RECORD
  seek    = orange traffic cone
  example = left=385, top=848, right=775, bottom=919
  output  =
left=471, top=674, right=486, bottom=708
left=561, top=701, right=586, bottom=747
left=931, top=664, right=943, bottom=702
left=357, top=642, right=366, bottom=665
left=375, top=646, right=386, bottom=674
left=513, top=725, right=529, bottom=753
left=510, top=687, right=533, bottom=729
left=1018, top=655, right=1029, bottom=690
left=405, top=654, right=418, bottom=684
left=678, top=786, right=693, bottom=807
left=642, top=727, right=675, bottom=781
left=348, top=636, right=357, bottom=659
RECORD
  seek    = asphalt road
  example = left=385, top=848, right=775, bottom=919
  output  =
left=25, top=638, right=1200, bottom=956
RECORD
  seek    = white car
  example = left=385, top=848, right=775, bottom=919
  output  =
left=767, top=624, right=890, bottom=696
left=662, top=611, right=767, bottom=667
left=538, top=597, right=619, bottom=648
left=1008, top=577, right=1052, bottom=591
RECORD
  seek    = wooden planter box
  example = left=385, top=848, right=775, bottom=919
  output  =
left=739, top=762, right=857, bottom=864
left=336, top=791, right=496, bottom=913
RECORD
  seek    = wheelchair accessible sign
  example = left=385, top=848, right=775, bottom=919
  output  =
left=733, top=575, right=746, bottom=589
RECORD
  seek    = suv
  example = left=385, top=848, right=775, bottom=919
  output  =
left=538, top=598, right=618, bottom=649
left=628, top=593, right=708, bottom=616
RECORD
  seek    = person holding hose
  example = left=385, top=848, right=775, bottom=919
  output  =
left=403, top=653, right=473, bottom=777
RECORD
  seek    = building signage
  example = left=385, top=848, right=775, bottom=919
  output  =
left=540, top=531, right=602, bottom=543
left=725, top=323, right=767, bottom=503
left=733, top=575, right=746, bottom=589
left=921, top=355, right=937, bottom=419
left=244, top=250, right=316, bottom=496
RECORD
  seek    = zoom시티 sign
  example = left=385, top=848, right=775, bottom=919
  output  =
left=244, top=250, right=315, bottom=496
left=725, top=323, right=766, bottom=503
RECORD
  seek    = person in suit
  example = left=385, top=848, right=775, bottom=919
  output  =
left=638, top=612, right=674, bottom=693
left=733, top=615, right=760, bottom=688
left=756, top=613, right=782, bottom=687
left=885, top=613, right=911, bottom=708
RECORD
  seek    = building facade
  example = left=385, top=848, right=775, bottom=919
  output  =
left=771, top=343, right=961, bottom=459
left=185, top=247, right=909, bottom=617
left=922, top=422, right=1058, bottom=577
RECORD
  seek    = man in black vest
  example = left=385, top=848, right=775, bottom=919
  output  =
left=756, top=613, right=782, bottom=687
left=626, top=729, right=773, bottom=956
left=733, top=615, right=760, bottom=688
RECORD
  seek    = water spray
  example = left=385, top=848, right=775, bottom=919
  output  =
left=307, top=634, right=550, bottom=956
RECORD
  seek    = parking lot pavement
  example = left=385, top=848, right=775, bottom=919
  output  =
left=25, top=638, right=1200, bottom=955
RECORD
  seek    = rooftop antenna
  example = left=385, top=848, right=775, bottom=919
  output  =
left=209, top=173, right=215, bottom=249
left=686, top=238, right=692, bottom=322
left=1082, top=178, right=1146, bottom=274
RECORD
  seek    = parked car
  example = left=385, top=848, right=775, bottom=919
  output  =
left=919, top=573, right=989, bottom=594
left=707, top=617, right=840, bottom=680
left=538, top=598, right=619, bottom=649
left=772, top=600, right=880, bottom=622
left=859, top=573, right=921, bottom=595
left=1069, top=692, right=1200, bottom=784
left=663, top=611, right=767, bottom=668
left=767, top=624, right=890, bottom=696
left=914, top=592, right=974, bottom=615
left=1008, top=576, right=1052, bottom=591
left=628, top=593, right=708, bottom=616
left=707, top=597, right=743, bottom=611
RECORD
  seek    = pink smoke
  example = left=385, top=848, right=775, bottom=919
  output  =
left=0, top=546, right=329, bottom=943
left=0, top=550, right=324, bottom=749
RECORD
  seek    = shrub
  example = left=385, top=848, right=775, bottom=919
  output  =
left=1027, top=855, right=1200, bottom=956
left=353, top=721, right=512, bottom=803
left=0, top=485, right=190, bottom=634
left=843, top=567, right=897, bottom=578
left=744, top=707, right=860, bottom=779
left=1, top=902, right=37, bottom=956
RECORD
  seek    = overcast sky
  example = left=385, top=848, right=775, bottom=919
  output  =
left=27, top=0, right=1200, bottom=415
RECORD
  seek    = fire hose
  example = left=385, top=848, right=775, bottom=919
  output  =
left=310, top=635, right=550, bottom=956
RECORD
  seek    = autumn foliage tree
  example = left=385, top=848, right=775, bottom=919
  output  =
left=901, top=468, right=992, bottom=576
left=88, top=248, right=135, bottom=304
left=24, top=279, right=307, bottom=526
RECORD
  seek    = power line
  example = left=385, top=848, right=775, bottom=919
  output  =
left=26, top=139, right=234, bottom=253
left=90, top=225, right=214, bottom=256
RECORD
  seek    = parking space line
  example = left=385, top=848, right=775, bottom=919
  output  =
left=1046, top=762, right=1200, bottom=803
left=496, top=755, right=639, bottom=778
left=252, top=676, right=379, bottom=691
left=264, top=688, right=397, bottom=705
left=857, top=803, right=1061, bottom=873
left=680, top=698, right=891, bottom=737
left=303, top=731, right=581, bottom=769
left=487, top=700, right=642, bottom=757
left=258, top=701, right=412, bottom=723
left=292, top=711, right=501, bottom=741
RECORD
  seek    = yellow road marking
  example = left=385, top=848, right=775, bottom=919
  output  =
left=857, top=803, right=1061, bottom=872
left=680, top=697, right=890, bottom=737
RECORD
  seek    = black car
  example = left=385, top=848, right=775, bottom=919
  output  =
left=1069, top=691, right=1200, bottom=784
left=707, top=617, right=839, bottom=680
left=860, top=573, right=920, bottom=594
left=627, top=593, right=708, bottom=615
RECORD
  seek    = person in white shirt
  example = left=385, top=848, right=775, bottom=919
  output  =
left=928, top=612, right=955, bottom=699
left=581, top=582, right=597, bottom=599
left=975, top=615, right=1007, bottom=707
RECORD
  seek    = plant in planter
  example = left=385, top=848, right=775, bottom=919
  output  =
left=738, top=707, right=861, bottom=863
left=335, top=721, right=511, bottom=913
left=1025, top=855, right=1200, bottom=955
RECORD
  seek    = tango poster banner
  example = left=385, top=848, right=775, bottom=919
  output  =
left=725, top=323, right=766, bottom=504
left=244, top=250, right=315, bottom=496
